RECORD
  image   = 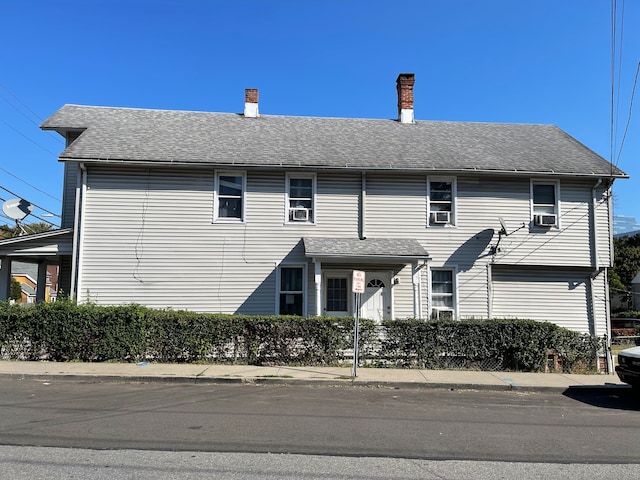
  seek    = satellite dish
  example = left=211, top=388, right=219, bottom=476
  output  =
left=490, top=217, right=527, bottom=255
left=2, top=198, right=34, bottom=221
left=498, top=217, right=508, bottom=236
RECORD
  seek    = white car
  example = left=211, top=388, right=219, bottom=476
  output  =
left=615, top=346, right=640, bottom=388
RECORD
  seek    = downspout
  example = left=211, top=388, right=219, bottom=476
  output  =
left=604, top=180, right=614, bottom=373
left=590, top=178, right=611, bottom=372
left=314, top=259, right=322, bottom=316
left=487, top=263, right=493, bottom=319
left=359, top=172, right=366, bottom=240
left=74, top=164, right=88, bottom=303
left=412, top=262, right=420, bottom=318
left=70, top=163, right=84, bottom=299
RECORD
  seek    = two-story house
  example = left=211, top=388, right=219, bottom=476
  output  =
left=0, top=74, right=626, bottom=342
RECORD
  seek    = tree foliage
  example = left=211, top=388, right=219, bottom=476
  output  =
left=0, top=222, right=54, bottom=238
left=9, top=278, right=22, bottom=301
left=610, top=233, right=640, bottom=308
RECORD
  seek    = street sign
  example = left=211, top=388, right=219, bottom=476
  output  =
left=352, top=270, right=365, bottom=293
left=351, top=270, right=365, bottom=378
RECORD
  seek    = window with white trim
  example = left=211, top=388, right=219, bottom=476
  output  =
left=326, top=277, right=348, bottom=312
left=430, top=268, right=455, bottom=320
left=531, top=180, right=559, bottom=227
left=427, top=177, right=456, bottom=226
left=286, top=174, right=316, bottom=223
left=215, top=172, right=245, bottom=221
left=278, top=266, right=304, bottom=315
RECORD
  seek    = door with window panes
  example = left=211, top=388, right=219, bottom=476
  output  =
left=361, top=272, right=392, bottom=322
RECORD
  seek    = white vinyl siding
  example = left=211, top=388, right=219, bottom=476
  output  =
left=365, top=174, right=426, bottom=236
left=76, top=167, right=361, bottom=313
left=491, top=268, right=594, bottom=334
left=72, top=165, right=612, bottom=336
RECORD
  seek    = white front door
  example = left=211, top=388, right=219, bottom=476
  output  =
left=360, top=272, right=392, bottom=322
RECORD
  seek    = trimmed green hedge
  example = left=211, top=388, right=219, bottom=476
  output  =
left=0, top=300, right=602, bottom=372
left=380, top=318, right=601, bottom=372
left=0, top=300, right=375, bottom=365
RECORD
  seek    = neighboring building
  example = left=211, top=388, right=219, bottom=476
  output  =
left=0, top=74, right=627, bottom=342
left=613, top=215, right=640, bottom=237
left=632, top=272, right=640, bottom=311
left=10, top=261, right=56, bottom=303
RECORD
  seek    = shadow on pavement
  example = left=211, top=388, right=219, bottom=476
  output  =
left=562, top=385, right=640, bottom=411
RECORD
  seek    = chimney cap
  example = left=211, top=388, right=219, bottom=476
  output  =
left=396, top=73, right=415, bottom=84
left=244, top=88, right=259, bottom=118
left=396, top=73, right=415, bottom=124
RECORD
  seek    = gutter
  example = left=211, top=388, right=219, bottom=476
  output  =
left=57, top=157, right=629, bottom=180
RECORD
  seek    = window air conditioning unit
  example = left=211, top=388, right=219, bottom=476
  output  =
left=431, top=211, right=451, bottom=224
left=534, top=214, right=557, bottom=227
left=291, top=207, right=309, bottom=221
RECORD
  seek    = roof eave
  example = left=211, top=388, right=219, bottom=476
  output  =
left=57, top=156, right=629, bottom=179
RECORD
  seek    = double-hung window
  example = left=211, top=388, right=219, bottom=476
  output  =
left=326, top=277, right=348, bottom=313
left=531, top=180, right=559, bottom=228
left=286, top=174, right=316, bottom=223
left=430, top=268, right=455, bottom=320
left=278, top=266, right=304, bottom=316
left=215, top=172, right=245, bottom=221
left=428, top=177, right=456, bottom=226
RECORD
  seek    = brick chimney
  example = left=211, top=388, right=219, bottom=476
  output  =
left=396, top=73, right=415, bottom=124
left=244, top=88, right=259, bottom=118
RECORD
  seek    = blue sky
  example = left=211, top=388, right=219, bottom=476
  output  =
left=1, top=0, right=638, bottom=227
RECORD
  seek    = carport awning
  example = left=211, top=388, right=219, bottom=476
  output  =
left=0, top=228, right=73, bottom=262
left=303, top=237, right=429, bottom=263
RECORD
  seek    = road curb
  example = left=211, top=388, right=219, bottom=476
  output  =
left=1, top=372, right=628, bottom=393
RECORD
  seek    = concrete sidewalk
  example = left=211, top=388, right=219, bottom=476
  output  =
left=0, top=360, right=628, bottom=392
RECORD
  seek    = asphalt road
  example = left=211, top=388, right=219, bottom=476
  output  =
left=2, top=445, right=640, bottom=480
left=0, top=379, right=638, bottom=465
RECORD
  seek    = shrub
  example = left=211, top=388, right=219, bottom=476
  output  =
left=0, top=302, right=602, bottom=372
left=380, top=318, right=601, bottom=372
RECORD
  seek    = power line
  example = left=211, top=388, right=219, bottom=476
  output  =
left=615, top=61, right=639, bottom=167
left=0, top=81, right=63, bottom=144
left=0, top=195, right=59, bottom=228
left=0, top=167, right=61, bottom=202
left=613, top=0, right=626, bottom=155
left=0, top=117, right=59, bottom=156
left=610, top=0, right=617, bottom=169
left=0, top=81, right=47, bottom=123
left=0, top=184, right=61, bottom=218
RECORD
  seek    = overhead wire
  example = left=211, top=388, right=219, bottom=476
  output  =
left=0, top=90, right=62, bottom=144
left=0, top=185, right=61, bottom=218
left=0, top=117, right=59, bottom=156
left=610, top=0, right=637, bottom=169
left=0, top=167, right=61, bottom=202
left=610, top=0, right=617, bottom=171
left=0, top=81, right=48, bottom=123
left=615, top=61, right=640, bottom=168
left=613, top=0, right=625, bottom=154
left=0, top=81, right=63, bottom=228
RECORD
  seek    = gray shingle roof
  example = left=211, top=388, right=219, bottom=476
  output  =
left=41, top=104, right=626, bottom=178
left=11, top=261, right=37, bottom=279
left=303, top=237, right=429, bottom=259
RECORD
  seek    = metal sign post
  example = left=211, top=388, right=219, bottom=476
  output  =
left=352, top=270, right=365, bottom=377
